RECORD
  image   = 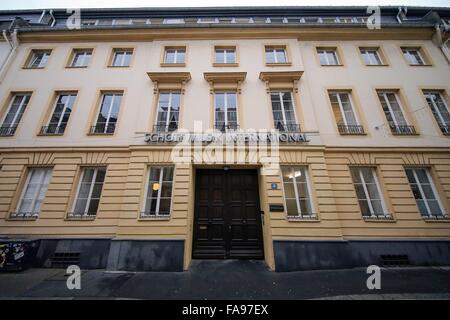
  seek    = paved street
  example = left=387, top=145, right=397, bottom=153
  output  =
left=1, top=260, right=450, bottom=299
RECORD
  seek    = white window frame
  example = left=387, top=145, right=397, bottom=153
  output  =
left=1, top=94, right=30, bottom=129
left=16, top=167, right=52, bottom=217
left=281, top=166, right=316, bottom=219
left=402, top=48, right=425, bottom=65
left=155, top=92, right=180, bottom=131
left=112, top=18, right=132, bottom=25
left=47, top=93, right=77, bottom=132
left=317, top=48, right=340, bottom=65
left=214, top=92, right=238, bottom=129
left=94, top=93, right=122, bottom=133
left=423, top=91, right=450, bottom=129
left=164, top=48, right=185, bottom=64
left=351, top=167, right=389, bottom=218
left=378, top=91, right=409, bottom=127
left=71, top=49, right=92, bottom=67
left=360, top=48, right=383, bottom=65
left=163, top=18, right=185, bottom=24
left=214, top=48, right=236, bottom=64
left=71, top=167, right=105, bottom=216
left=111, top=49, right=133, bottom=67
left=197, top=18, right=219, bottom=24
left=271, top=91, right=299, bottom=129
left=405, top=167, right=446, bottom=219
left=142, top=166, right=175, bottom=218
left=28, top=50, right=51, bottom=68
left=330, top=92, right=359, bottom=126
left=265, top=47, right=287, bottom=64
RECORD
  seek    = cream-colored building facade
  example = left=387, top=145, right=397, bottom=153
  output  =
left=0, top=7, right=449, bottom=271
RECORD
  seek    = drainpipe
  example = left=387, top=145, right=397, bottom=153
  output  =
left=0, top=29, right=19, bottom=84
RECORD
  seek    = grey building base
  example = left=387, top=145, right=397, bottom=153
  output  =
left=106, top=239, right=185, bottom=272
left=273, top=240, right=450, bottom=272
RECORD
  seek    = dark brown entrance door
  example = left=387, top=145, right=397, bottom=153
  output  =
left=192, top=169, right=264, bottom=259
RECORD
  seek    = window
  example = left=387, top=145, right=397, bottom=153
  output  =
left=163, top=18, right=185, bottom=24
left=71, top=167, right=106, bottom=218
left=91, top=93, right=122, bottom=134
left=350, top=167, right=389, bottom=219
left=41, top=93, right=77, bottom=135
left=142, top=166, right=174, bottom=218
left=317, top=48, right=340, bottom=65
left=12, top=168, right=52, bottom=219
left=423, top=91, right=450, bottom=135
left=214, top=92, right=238, bottom=131
left=155, top=92, right=180, bottom=132
left=0, top=93, right=31, bottom=136
left=377, top=91, right=415, bottom=135
left=265, top=46, right=288, bottom=64
left=110, top=49, right=133, bottom=67
left=214, top=47, right=236, bottom=64
left=402, top=47, right=426, bottom=65
left=197, top=18, right=219, bottom=23
left=163, top=47, right=186, bottom=64
left=26, top=50, right=51, bottom=68
left=281, top=166, right=315, bottom=219
left=81, top=20, right=98, bottom=26
left=360, top=47, right=383, bottom=65
left=405, top=168, right=446, bottom=219
left=270, top=92, right=299, bottom=132
left=112, top=19, right=132, bottom=25
left=328, top=91, right=364, bottom=134
left=69, top=49, right=93, bottom=67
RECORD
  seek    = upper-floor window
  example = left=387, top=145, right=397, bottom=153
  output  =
left=163, top=18, right=185, bottom=24
left=270, top=91, right=299, bottom=132
left=81, top=19, right=98, bottom=26
left=41, top=93, right=77, bottom=135
left=90, top=92, right=123, bottom=134
left=155, top=92, right=180, bottom=132
left=401, top=47, right=427, bottom=65
left=0, top=93, right=31, bottom=137
left=112, top=19, right=132, bottom=25
left=328, top=91, right=364, bottom=135
left=359, top=47, right=384, bottom=65
left=214, top=92, right=238, bottom=131
left=281, top=166, right=315, bottom=219
left=142, top=166, right=174, bottom=218
left=317, top=47, right=340, bottom=65
left=423, top=91, right=450, bottom=135
left=350, top=167, right=389, bottom=219
left=265, top=46, right=288, bottom=64
left=377, top=91, right=416, bottom=135
left=197, top=18, right=219, bottom=24
left=405, top=167, right=446, bottom=220
left=12, top=167, right=52, bottom=219
left=70, top=167, right=106, bottom=218
left=214, top=47, right=236, bottom=64
left=69, top=49, right=93, bottom=67
left=163, top=47, right=186, bottom=64
left=110, top=48, right=133, bottom=67
left=25, top=50, right=51, bottom=69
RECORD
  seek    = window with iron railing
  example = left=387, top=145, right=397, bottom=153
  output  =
left=377, top=91, right=416, bottom=135
left=270, top=92, right=300, bottom=132
left=154, top=92, right=180, bottom=132
left=423, top=91, right=450, bottom=135
left=0, top=93, right=31, bottom=137
left=214, top=92, right=238, bottom=132
left=41, top=93, right=77, bottom=135
left=328, top=91, right=364, bottom=135
left=91, top=93, right=122, bottom=134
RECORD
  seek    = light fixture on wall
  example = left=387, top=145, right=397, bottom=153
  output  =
left=223, top=166, right=230, bottom=171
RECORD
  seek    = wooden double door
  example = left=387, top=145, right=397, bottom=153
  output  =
left=192, top=169, right=264, bottom=259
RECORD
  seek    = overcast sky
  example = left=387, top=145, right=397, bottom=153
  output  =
left=0, top=0, right=449, bottom=10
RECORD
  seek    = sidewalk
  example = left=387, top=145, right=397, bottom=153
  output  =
left=1, top=260, right=450, bottom=299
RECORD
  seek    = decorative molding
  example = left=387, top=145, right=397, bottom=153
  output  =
left=203, top=72, right=246, bottom=94
left=147, top=72, right=191, bottom=94
left=259, top=71, right=303, bottom=93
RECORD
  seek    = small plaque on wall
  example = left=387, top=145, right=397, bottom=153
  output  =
left=269, top=204, right=284, bottom=212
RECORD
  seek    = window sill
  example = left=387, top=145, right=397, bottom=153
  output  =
left=266, top=62, right=292, bottom=67
left=160, top=63, right=186, bottom=67
left=407, top=64, right=433, bottom=67
left=364, top=64, right=389, bottom=67
left=213, top=63, right=239, bottom=67
left=286, top=214, right=319, bottom=222
left=22, top=67, right=46, bottom=70
left=37, top=133, right=64, bottom=137
left=65, top=66, right=89, bottom=69
left=108, top=65, right=131, bottom=68
left=320, top=64, right=344, bottom=67
left=338, top=132, right=367, bottom=136
left=87, top=132, right=115, bottom=136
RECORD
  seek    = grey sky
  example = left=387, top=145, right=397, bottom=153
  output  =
left=1, top=0, right=449, bottom=10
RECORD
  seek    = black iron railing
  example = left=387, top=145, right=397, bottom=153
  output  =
left=362, top=213, right=394, bottom=220
left=153, top=124, right=178, bottom=132
left=214, top=123, right=239, bottom=132
left=337, top=124, right=365, bottom=135
left=439, top=124, right=450, bottom=135
left=40, top=125, right=66, bottom=135
left=66, top=212, right=97, bottom=219
left=389, top=124, right=417, bottom=135
left=275, top=122, right=301, bottom=132
left=0, top=126, right=17, bottom=136
left=89, top=123, right=116, bottom=134
left=9, top=212, right=39, bottom=219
